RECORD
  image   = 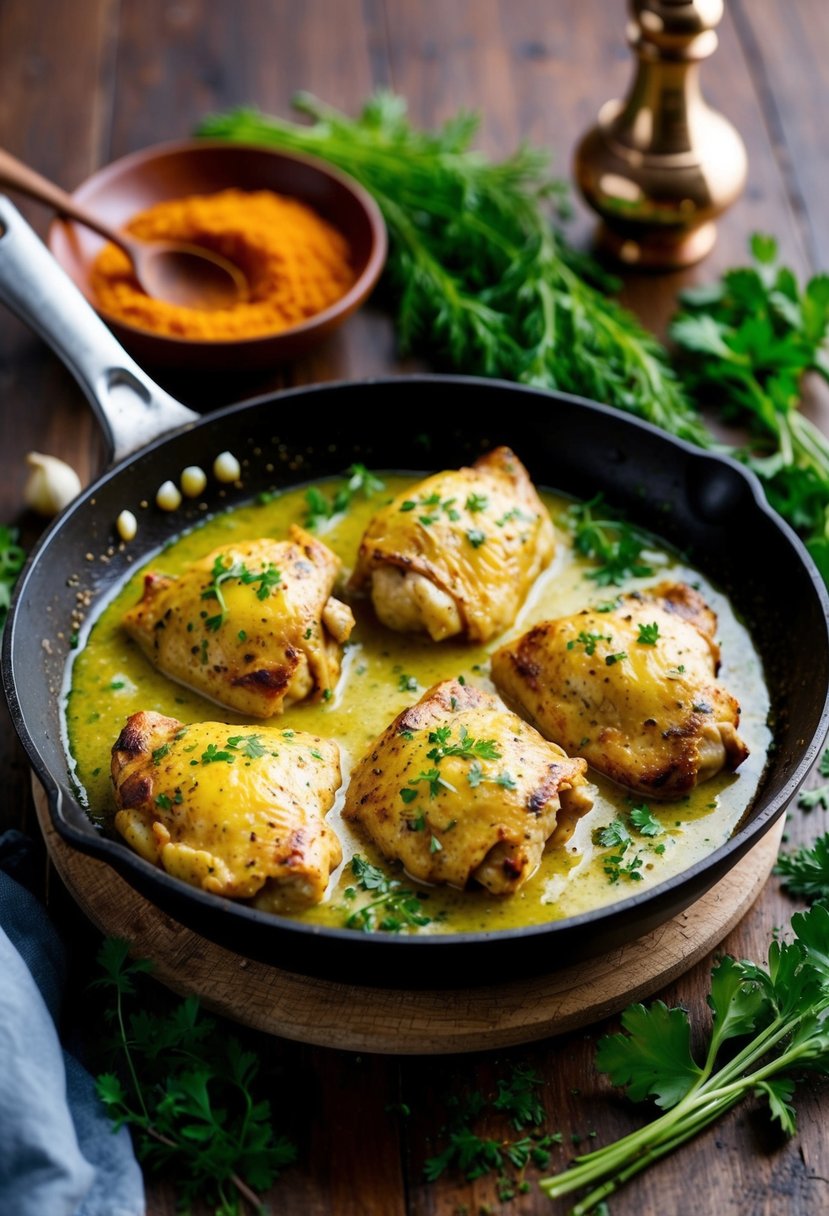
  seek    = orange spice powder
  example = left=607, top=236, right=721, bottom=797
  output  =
left=90, top=188, right=356, bottom=340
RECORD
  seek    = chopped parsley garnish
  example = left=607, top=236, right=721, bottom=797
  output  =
left=566, top=494, right=655, bottom=586
left=604, top=852, right=644, bottom=884
left=465, top=493, right=489, bottom=513
left=401, top=491, right=461, bottom=524
left=605, top=651, right=628, bottom=666
left=595, top=597, right=621, bottom=613
left=200, top=743, right=235, bottom=765
left=151, top=744, right=169, bottom=765
left=429, top=834, right=443, bottom=854
left=424, top=1065, right=560, bottom=1184
left=494, top=506, right=533, bottom=528
left=397, top=672, right=418, bottom=692
left=629, top=803, right=665, bottom=837
left=595, top=805, right=667, bottom=882
left=594, top=819, right=632, bottom=849
left=303, top=463, right=385, bottom=529
left=343, top=856, right=433, bottom=933
left=407, top=768, right=457, bottom=799
left=427, top=725, right=501, bottom=763
left=637, top=621, right=660, bottom=645
left=466, top=527, right=486, bottom=548
left=226, top=734, right=268, bottom=760
left=468, top=761, right=485, bottom=789
left=154, top=793, right=172, bottom=810
left=201, top=555, right=282, bottom=630
left=567, top=630, right=611, bottom=657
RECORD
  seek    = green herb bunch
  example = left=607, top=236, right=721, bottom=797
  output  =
left=199, top=93, right=704, bottom=443
left=0, top=524, right=25, bottom=630
left=93, top=939, right=296, bottom=1215
left=671, top=235, right=829, bottom=579
left=540, top=900, right=829, bottom=1213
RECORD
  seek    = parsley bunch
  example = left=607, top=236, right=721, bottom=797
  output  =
left=776, top=831, right=829, bottom=901
left=540, top=901, right=829, bottom=1213
left=93, top=939, right=296, bottom=1215
left=0, top=524, right=25, bottom=630
left=199, top=93, right=704, bottom=443
left=671, top=235, right=829, bottom=580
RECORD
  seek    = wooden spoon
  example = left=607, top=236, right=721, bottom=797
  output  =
left=0, top=147, right=248, bottom=310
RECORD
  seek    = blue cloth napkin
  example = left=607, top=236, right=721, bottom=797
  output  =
left=0, top=831, right=145, bottom=1216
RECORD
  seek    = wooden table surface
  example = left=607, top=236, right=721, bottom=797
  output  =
left=1, top=2, right=828, bottom=1214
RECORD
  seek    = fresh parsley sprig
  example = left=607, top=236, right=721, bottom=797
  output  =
left=540, top=900, right=829, bottom=1212
left=92, top=939, right=296, bottom=1216
left=565, top=495, right=655, bottom=586
left=775, top=830, right=829, bottom=900
left=199, top=93, right=705, bottom=443
left=342, top=855, right=433, bottom=933
left=201, top=555, right=281, bottom=631
left=671, top=235, right=829, bottom=582
left=303, top=463, right=385, bottom=529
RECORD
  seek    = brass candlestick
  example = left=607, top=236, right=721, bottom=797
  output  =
left=573, top=0, right=747, bottom=269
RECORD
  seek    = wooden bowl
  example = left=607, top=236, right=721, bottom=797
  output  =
left=47, top=139, right=387, bottom=370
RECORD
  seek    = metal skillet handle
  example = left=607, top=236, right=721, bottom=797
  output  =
left=0, top=195, right=198, bottom=464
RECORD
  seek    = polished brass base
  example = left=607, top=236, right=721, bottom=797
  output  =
left=594, top=218, right=717, bottom=270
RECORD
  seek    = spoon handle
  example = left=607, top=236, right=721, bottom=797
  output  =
left=0, top=195, right=197, bottom=463
left=0, top=147, right=123, bottom=247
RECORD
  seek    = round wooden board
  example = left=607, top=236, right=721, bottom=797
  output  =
left=34, top=780, right=783, bottom=1055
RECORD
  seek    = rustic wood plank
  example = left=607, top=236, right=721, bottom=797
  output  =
left=0, top=0, right=115, bottom=836
left=731, top=0, right=829, bottom=274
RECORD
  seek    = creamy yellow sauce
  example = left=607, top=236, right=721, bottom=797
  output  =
left=64, top=475, right=772, bottom=935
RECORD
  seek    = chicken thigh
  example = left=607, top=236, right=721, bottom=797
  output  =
left=491, top=582, right=749, bottom=799
left=123, top=527, right=354, bottom=718
left=349, top=447, right=554, bottom=643
left=343, top=679, right=592, bottom=894
left=111, top=711, right=342, bottom=911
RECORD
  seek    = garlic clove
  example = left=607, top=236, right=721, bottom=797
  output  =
left=24, top=451, right=82, bottom=517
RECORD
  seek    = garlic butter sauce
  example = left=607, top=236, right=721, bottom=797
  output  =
left=65, top=475, right=771, bottom=935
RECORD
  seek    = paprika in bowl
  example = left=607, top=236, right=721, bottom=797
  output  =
left=48, top=140, right=387, bottom=370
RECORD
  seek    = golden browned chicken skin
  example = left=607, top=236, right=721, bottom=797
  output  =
left=122, top=527, right=354, bottom=718
left=343, top=679, right=592, bottom=894
left=491, top=581, right=749, bottom=799
left=111, top=711, right=342, bottom=911
left=349, top=447, right=555, bottom=643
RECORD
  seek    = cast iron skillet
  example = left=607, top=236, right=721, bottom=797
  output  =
left=1, top=197, right=828, bottom=987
